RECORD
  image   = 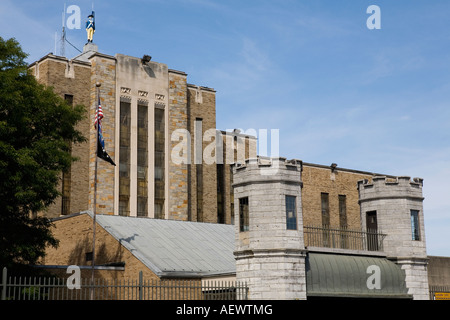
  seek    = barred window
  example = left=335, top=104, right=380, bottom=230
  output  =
left=239, top=197, right=249, bottom=232
left=411, top=210, right=420, bottom=241
left=119, top=101, right=131, bottom=216
left=154, top=107, right=165, bottom=219
left=286, top=195, right=297, bottom=230
left=137, top=104, right=148, bottom=217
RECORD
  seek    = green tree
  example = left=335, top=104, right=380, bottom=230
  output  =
left=0, top=37, right=86, bottom=273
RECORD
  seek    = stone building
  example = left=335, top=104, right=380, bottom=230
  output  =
left=232, top=157, right=429, bottom=300
left=40, top=156, right=432, bottom=300
left=29, top=44, right=436, bottom=300
left=29, top=44, right=256, bottom=223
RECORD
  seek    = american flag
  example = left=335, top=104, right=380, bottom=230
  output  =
left=94, top=98, right=103, bottom=128
left=94, top=96, right=116, bottom=166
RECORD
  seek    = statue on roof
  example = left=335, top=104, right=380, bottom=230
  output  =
left=86, top=12, right=95, bottom=43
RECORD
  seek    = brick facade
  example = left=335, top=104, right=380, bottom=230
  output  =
left=187, top=85, right=218, bottom=223
left=301, top=163, right=376, bottom=229
left=89, top=53, right=116, bottom=216
left=29, top=55, right=91, bottom=217
left=168, top=71, right=189, bottom=220
left=29, top=49, right=235, bottom=223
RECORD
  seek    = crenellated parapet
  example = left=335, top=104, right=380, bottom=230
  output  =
left=358, top=176, right=424, bottom=204
left=232, top=156, right=302, bottom=188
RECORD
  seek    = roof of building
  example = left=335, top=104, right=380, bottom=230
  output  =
left=75, top=212, right=236, bottom=278
left=306, top=253, right=411, bottom=299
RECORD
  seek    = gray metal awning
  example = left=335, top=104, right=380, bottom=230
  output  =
left=306, top=253, right=412, bottom=299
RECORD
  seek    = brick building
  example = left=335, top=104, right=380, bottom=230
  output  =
left=29, top=43, right=255, bottom=223
left=29, top=44, right=440, bottom=300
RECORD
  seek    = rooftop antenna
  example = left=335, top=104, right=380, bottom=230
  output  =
left=54, top=31, right=57, bottom=54
left=60, top=4, right=66, bottom=56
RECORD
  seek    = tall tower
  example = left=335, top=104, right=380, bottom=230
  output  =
left=358, top=176, right=429, bottom=300
left=233, top=157, right=306, bottom=300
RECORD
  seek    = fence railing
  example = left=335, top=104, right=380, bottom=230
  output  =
left=1, top=268, right=248, bottom=301
left=303, top=225, right=386, bottom=252
left=429, top=285, right=450, bottom=300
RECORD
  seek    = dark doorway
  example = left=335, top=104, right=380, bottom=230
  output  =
left=366, top=211, right=378, bottom=251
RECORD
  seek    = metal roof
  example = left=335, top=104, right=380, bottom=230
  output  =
left=306, top=253, right=412, bottom=299
left=89, top=213, right=236, bottom=278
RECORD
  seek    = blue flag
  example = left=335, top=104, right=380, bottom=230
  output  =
left=95, top=97, right=116, bottom=166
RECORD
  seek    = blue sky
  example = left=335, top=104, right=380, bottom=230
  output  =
left=1, top=0, right=449, bottom=257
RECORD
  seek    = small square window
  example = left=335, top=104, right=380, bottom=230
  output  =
left=85, top=252, right=93, bottom=262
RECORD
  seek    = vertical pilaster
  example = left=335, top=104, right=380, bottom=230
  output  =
left=168, top=70, right=189, bottom=220
left=88, top=53, right=116, bottom=215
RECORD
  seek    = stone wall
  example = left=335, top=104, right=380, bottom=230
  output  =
left=358, top=176, right=429, bottom=299
left=88, top=53, right=117, bottom=216
left=168, top=70, right=189, bottom=220
left=29, top=55, right=91, bottom=218
left=43, top=213, right=160, bottom=281
left=358, top=176, right=427, bottom=258
left=187, top=85, right=217, bottom=223
left=233, top=157, right=306, bottom=300
left=220, top=130, right=258, bottom=225
left=428, top=256, right=450, bottom=287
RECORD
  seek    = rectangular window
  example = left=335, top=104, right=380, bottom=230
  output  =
left=411, top=210, right=420, bottom=241
left=154, top=107, right=165, bottom=219
left=195, top=118, right=203, bottom=221
left=338, top=195, right=348, bottom=248
left=137, top=104, right=148, bottom=217
left=64, top=94, right=74, bottom=106
left=217, top=164, right=225, bottom=224
left=286, top=195, right=297, bottom=230
left=338, top=195, right=347, bottom=228
left=230, top=166, right=235, bottom=225
left=119, top=101, right=131, bottom=216
left=321, top=193, right=330, bottom=227
left=366, top=211, right=379, bottom=251
left=239, top=197, right=249, bottom=232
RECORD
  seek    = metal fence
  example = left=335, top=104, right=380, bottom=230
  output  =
left=1, top=268, right=248, bottom=301
left=429, top=285, right=450, bottom=300
left=304, top=225, right=386, bottom=252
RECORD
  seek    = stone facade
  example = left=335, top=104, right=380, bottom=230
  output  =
left=233, top=157, right=306, bottom=300
left=232, top=157, right=430, bottom=300
left=43, top=213, right=159, bottom=280
left=187, top=85, right=218, bottom=223
left=89, top=52, right=116, bottom=216
left=358, top=176, right=429, bottom=299
left=29, top=54, right=91, bottom=217
left=29, top=48, right=242, bottom=223
left=168, top=70, right=189, bottom=220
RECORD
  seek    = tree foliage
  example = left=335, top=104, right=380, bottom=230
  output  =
left=0, top=37, right=86, bottom=272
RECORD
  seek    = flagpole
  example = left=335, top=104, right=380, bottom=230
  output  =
left=91, top=82, right=101, bottom=300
